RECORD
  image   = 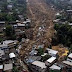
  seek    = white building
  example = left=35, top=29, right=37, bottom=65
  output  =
left=9, top=53, right=16, bottom=58
left=55, top=13, right=60, bottom=16
left=0, top=65, right=3, bottom=71
left=0, top=40, right=17, bottom=50
left=45, top=57, right=57, bottom=66
left=46, top=48, right=58, bottom=57
left=31, top=61, right=47, bottom=72
left=0, top=50, right=4, bottom=58
left=63, top=61, right=72, bottom=67
left=49, top=64, right=61, bottom=71
left=4, top=63, right=13, bottom=71
left=7, top=0, right=12, bottom=3
left=7, top=5, right=13, bottom=10
left=67, top=53, right=72, bottom=62
left=0, top=44, right=8, bottom=50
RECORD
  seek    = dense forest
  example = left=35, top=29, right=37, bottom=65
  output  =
left=52, top=24, right=72, bottom=51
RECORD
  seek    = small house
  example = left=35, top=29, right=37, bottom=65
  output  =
left=63, top=61, right=72, bottom=72
left=4, top=63, right=13, bottom=71
left=66, top=10, right=72, bottom=15
left=30, top=61, right=47, bottom=72
left=3, top=40, right=16, bottom=48
left=45, top=57, right=57, bottom=66
left=46, top=48, right=58, bottom=57
left=67, top=53, right=72, bottom=62
left=0, top=65, right=3, bottom=72
left=9, top=53, right=16, bottom=59
left=0, top=50, right=4, bottom=59
left=49, top=64, right=61, bottom=72
left=29, top=50, right=38, bottom=56
left=25, top=56, right=41, bottom=63
left=7, top=5, right=13, bottom=10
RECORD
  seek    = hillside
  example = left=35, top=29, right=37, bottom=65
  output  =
left=20, top=0, right=56, bottom=57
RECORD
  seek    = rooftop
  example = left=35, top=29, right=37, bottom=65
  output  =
left=49, top=64, right=61, bottom=70
left=0, top=21, right=5, bottom=24
left=46, top=48, right=58, bottom=55
left=29, top=50, right=38, bottom=55
left=55, top=13, right=60, bottom=16
left=7, top=5, right=12, bottom=8
left=17, top=23, right=25, bottom=27
left=63, top=61, right=72, bottom=66
left=26, top=56, right=41, bottom=63
left=41, top=53, right=47, bottom=57
left=4, top=63, right=13, bottom=71
left=0, top=44, right=8, bottom=48
left=3, top=40, right=15, bottom=45
left=0, top=65, right=3, bottom=69
left=68, top=53, right=72, bottom=58
left=32, top=61, right=46, bottom=69
left=69, top=23, right=72, bottom=26
left=0, top=50, right=4, bottom=57
left=47, top=57, right=56, bottom=63
left=67, top=10, right=72, bottom=12
left=9, top=53, right=16, bottom=58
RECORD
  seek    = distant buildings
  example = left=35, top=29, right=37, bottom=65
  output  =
left=67, top=53, right=72, bottom=62
left=7, top=0, right=12, bottom=3
left=7, top=4, right=13, bottom=10
left=13, top=19, right=31, bottom=30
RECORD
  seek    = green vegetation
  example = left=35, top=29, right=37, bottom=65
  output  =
left=14, top=0, right=27, bottom=17
left=0, top=38, right=3, bottom=42
left=0, top=0, right=27, bottom=21
left=12, top=67, right=20, bottom=72
left=42, top=54, right=51, bottom=62
left=70, top=44, right=72, bottom=52
left=38, top=48, right=44, bottom=56
left=4, top=25, right=16, bottom=40
left=46, top=0, right=72, bottom=10
left=54, top=24, right=72, bottom=48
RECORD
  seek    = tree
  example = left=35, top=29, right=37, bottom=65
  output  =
left=38, top=48, right=44, bottom=56
left=69, top=44, right=72, bottom=52
left=5, top=25, right=16, bottom=39
left=12, top=67, right=19, bottom=72
left=42, top=54, right=51, bottom=61
left=54, top=24, right=72, bottom=47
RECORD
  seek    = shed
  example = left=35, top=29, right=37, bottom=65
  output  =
left=49, top=64, right=61, bottom=70
left=4, top=63, right=13, bottom=71
left=0, top=65, right=3, bottom=69
left=9, top=53, right=15, bottom=58
left=46, top=48, right=58, bottom=57
left=32, top=61, right=46, bottom=69
left=45, top=57, right=57, bottom=66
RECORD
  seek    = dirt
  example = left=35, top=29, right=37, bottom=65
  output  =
left=52, top=45, right=69, bottom=61
left=20, top=0, right=56, bottom=57
left=27, top=0, right=56, bottom=41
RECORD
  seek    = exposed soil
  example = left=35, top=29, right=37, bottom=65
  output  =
left=20, top=0, right=56, bottom=57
